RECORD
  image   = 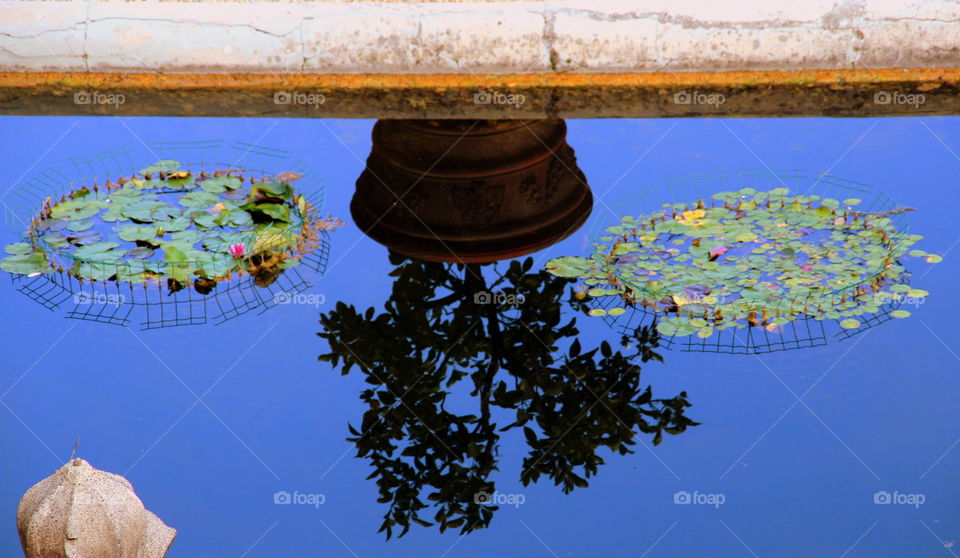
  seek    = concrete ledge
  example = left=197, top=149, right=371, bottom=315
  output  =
left=2, top=0, right=960, bottom=116
left=3, top=0, right=960, bottom=74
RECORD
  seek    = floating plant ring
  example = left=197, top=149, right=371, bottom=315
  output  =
left=1, top=159, right=344, bottom=328
left=548, top=186, right=939, bottom=349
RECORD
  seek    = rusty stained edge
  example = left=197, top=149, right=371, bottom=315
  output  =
left=1, top=68, right=958, bottom=118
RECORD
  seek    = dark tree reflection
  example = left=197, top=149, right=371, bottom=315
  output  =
left=318, top=253, right=698, bottom=538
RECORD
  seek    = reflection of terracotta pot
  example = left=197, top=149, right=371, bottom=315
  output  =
left=351, top=119, right=592, bottom=263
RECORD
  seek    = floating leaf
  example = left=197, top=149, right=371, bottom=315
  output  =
left=139, top=160, right=181, bottom=175
left=67, top=231, right=103, bottom=246
left=248, top=203, right=291, bottom=223
left=128, top=246, right=155, bottom=260
left=5, top=242, right=33, bottom=255
left=123, top=200, right=180, bottom=223
left=0, top=252, right=50, bottom=275
left=36, top=219, right=67, bottom=232
left=216, top=209, right=253, bottom=228
left=250, top=180, right=293, bottom=203
left=51, top=200, right=101, bottom=221
left=77, top=263, right=118, bottom=281
left=656, top=321, right=677, bottom=336
left=68, top=220, right=95, bottom=233
left=74, top=242, right=126, bottom=261
left=546, top=256, right=594, bottom=278
left=839, top=318, right=861, bottom=329
left=890, top=309, right=911, bottom=318
left=178, top=190, right=219, bottom=209
left=200, top=176, right=242, bottom=193
left=118, top=225, right=161, bottom=242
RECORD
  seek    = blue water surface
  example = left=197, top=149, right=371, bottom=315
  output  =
left=0, top=116, right=958, bottom=557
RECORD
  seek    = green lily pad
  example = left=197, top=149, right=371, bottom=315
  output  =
left=546, top=256, right=594, bottom=278
left=51, top=200, right=101, bottom=221
left=201, top=176, right=242, bottom=193
left=139, top=160, right=182, bottom=175
left=123, top=200, right=180, bottom=223
left=68, top=220, right=95, bottom=233
left=839, top=318, right=861, bottom=329
left=0, top=252, right=50, bottom=275
left=248, top=203, right=292, bottom=223
left=76, top=263, right=118, bottom=281
left=5, top=242, right=33, bottom=255
left=74, top=242, right=126, bottom=261
left=179, top=190, right=220, bottom=209
left=118, top=225, right=161, bottom=242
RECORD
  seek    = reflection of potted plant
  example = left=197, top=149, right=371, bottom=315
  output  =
left=319, top=253, right=697, bottom=538
left=351, top=119, right=593, bottom=263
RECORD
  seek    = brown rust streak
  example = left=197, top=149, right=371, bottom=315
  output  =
left=3, top=68, right=960, bottom=89
left=2, top=68, right=960, bottom=117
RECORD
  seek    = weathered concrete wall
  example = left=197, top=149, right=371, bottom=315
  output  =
left=1, top=0, right=959, bottom=117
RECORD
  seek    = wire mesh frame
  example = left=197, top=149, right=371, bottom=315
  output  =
left=3, top=141, right=331, bottom=329
left=587, top=168, right=916, bottom=354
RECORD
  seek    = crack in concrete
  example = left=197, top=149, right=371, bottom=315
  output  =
left=540, top=3, right=559, bottom=72
left=83, top=3, right=89, bottom=72
left=85, top=16, right=299, bottom=39
left=0, top=24, right=86, bottom=40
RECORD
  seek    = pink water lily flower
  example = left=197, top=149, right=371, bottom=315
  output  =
left=801, top=263, right=813, bottom=272
left=708, top=246, right=729, bottom=261
left=229, top=243, right=246, bottom=258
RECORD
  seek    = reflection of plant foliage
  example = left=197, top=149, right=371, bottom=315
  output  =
left=318, top=254, right=696, bottom=539
left=548, top=188, right=940, bottom=339
left=1, top=161, right=344, bottom=293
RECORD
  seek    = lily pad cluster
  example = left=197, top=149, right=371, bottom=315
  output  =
left=547, top=187, right=939, bottom=340
left=1, top=160, right=343, bottom=294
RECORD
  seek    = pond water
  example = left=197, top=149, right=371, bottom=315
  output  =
left=0, top=116, right=957, bottom=557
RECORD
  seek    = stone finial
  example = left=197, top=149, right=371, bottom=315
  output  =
left=17, top=458, right=176, bottom=558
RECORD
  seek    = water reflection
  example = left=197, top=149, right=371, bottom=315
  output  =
left=319, top=253, right=697, bottom=538
left=350, top=119, right=592, bottom=263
